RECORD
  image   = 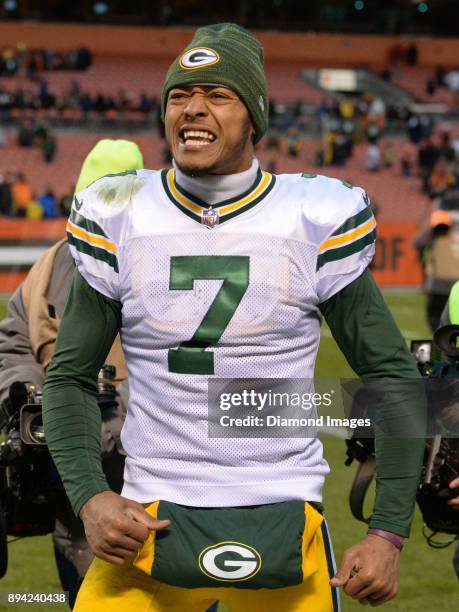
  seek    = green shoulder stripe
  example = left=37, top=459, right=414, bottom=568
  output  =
left=69, top=209, right=108, bottom=239
left=331, top=205, right=373, bottom=237
left=81, top=169, right=138, bottom=192
left=103, top=169, right=138, bottom=179
left=67, top=232, right=119, bottom=273
left=317, top=228, right=376, bottom=270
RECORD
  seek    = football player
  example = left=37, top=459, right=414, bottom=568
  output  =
left=43, top=24, right=425, bottom=611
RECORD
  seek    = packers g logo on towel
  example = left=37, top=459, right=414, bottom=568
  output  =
left=198, top=541, right=262, bottom=581
left=179, top=47, right=220, bottom=70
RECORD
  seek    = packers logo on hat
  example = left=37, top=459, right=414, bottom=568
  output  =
left=179, top=47, right=220, bottom=70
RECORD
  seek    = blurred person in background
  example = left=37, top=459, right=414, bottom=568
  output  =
left=286, top=126, right=301, bottom=157
left=428, top=158, right=455, bottom=199
left=17, top=118, right=35, bottom=147
left=339, top=97, right=354, bottom=121
left=407, top=114, right=423, bottom=145
left=0, top=47, right=18, bottom=76
left=25, top=193, right=44, bottom=219
left=0, top=139, right=143, bottom=608
left=414, top=202, right=459, bottom=331
left=437, top=126, right=456, bottom=162
left=43, top=132, right=57, bottom=163
left=0, top=171, right=13, bottom=216
left=437, top=280, right=459, bottom=579
left=38, top=187, right=57, bottom=218
left=406, top=43, right=418, bottom=66
left=138, top=91, right=154, bottom=117
left=0, top=124, right=6, bottom=148
left=11, top=172, right=32, bottom=217
left=400, top=142, right=415, bottom=177
left=418, top=138, right=440, bottom=193
left=79, top=92, right=93, bottom=121
left=381, top=142, right=394, bottom=169
left=445, top=67, right=459, bottom=107
left=366, top=142, right=381, bottom=172
left=367, top=95, right=386, bottom=131
left=58, top=187, right=74, bottom=217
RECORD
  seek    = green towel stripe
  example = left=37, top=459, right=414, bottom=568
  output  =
left=67, top=232, right=119, bottom=273
left=331, top=205, right=373, bottom=238
left=70, top=209, right=108, bottom=239
left=321, top=522, right=341, bottom=612
left=317, top=228, right=376, bottom=270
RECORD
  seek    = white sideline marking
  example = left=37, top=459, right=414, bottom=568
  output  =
left=0, top=247, right=48, bottom=265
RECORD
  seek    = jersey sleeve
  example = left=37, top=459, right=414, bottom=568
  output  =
left=66, top=178, right=125, bottom=300
left=312, top=178, right=376, bottom=302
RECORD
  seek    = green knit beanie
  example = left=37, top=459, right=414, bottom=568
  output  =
left=161, top=23, right=268, bottom=143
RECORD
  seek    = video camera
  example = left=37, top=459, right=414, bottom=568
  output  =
left=0, top=365, right=118, bottom=578
left=414, top=325, right=459, bottom=546
left=345, top=325, right=459, bottom=548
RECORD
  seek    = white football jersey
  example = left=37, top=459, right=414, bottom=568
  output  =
left=67, top=166, right=376, bottom=506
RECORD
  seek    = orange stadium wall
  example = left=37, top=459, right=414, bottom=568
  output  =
left=372, top=222, right=424, bottom=287
left=0, top=220, right=423, bottom=292
left=0, top=219, right=66, bottom=292
left=0, top=21, right=459, bottom=67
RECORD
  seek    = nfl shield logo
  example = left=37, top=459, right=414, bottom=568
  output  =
left=202, top=207, right=219, bottom=228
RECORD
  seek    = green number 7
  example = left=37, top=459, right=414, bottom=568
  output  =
left=168, top=256, right=249, bottom=374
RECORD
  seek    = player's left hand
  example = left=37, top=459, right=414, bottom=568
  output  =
left=448, top=476, right=459, bottom=508
left=330, top=534, right=400, bottom=606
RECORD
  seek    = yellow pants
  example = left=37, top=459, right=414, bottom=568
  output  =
left=75, top=508, right=339, bottom=612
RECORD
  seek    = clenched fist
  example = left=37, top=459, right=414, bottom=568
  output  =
left=330, top=534, right=401, bottom=606
left=80, top=491, right=171, bottom=565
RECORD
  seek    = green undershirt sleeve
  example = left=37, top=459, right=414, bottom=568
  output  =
left=319, top=268, right=426, bottom=537
left=43, top=269, right=121, bottom=517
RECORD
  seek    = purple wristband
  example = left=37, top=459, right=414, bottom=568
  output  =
left=367, top=528, right=404, bottom=551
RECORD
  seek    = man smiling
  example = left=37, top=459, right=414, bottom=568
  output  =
left=43, top=23, right=425, bottom=611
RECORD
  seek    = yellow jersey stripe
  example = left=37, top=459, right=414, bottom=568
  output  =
left=167, top=171, right=203, bottom=215
left=320, top=217, right=376, bottom=253
left=167, top=170, right=272, bottom=217
left=66, top=220, right=117, bottom=254
left=219, top=172, right=271, bottom=215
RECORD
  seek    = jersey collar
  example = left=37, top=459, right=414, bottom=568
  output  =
left=161, top=167, right=276, bottom=227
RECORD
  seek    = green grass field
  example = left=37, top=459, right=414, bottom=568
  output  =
left=0, top=296, right=9, bottom=318
left=0, top=292, right=457, bottom=611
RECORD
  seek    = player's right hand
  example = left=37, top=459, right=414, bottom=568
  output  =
left=79, top=490, right=171, bottom=565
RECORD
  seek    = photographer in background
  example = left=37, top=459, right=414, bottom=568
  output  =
left=413, top=198, right=459, bottom=333
left=0, top=139, right=143, bottom=607
left=438, top=279, right=459, bottom=578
